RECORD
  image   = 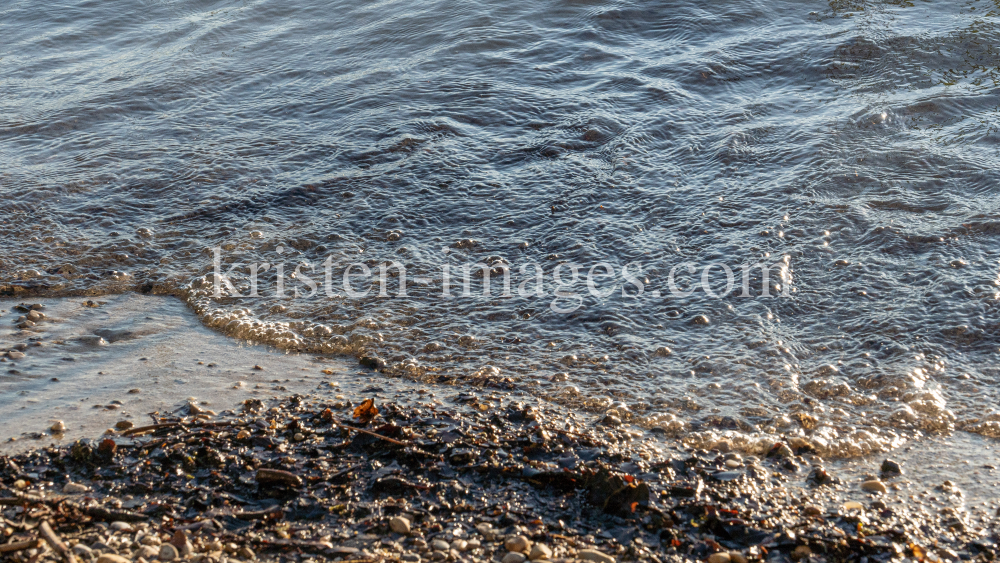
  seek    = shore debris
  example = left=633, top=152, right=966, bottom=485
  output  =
left=0, top=392, right=996, bottom=563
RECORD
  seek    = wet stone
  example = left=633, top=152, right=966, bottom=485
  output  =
left=862, top=480, right=887, bottom=494
left=63, top=482, right=89, bottom=494
left=529, top=544, right=552, bottom=560
left=158, top=543, right=179, bottom=561
left=881, top=459, right=902, bottom=476
left=390, top=516, right=411, bottom=534
left=505, top=536, right=532, bottom=553
left=577, top=549, right=616, bottom=563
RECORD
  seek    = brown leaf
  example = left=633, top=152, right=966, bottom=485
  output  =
left=353, top=398, right=378, bottom=423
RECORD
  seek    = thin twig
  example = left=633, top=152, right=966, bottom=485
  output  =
left=124, top=420, right=249, bottom=437
left=233, top=506, right=283, bottom=520
left=123, top=422, right=180, bottom=436
left=39, top=521, right=78, bottom=563
left=331, top=421, right=410, bottom=446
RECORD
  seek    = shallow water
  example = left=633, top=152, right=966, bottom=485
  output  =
left=2, top=0, right=1000, bottom=459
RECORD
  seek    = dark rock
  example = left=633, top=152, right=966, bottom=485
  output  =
left=359, top=356, right=386, bottom=370
left=880, top=459, right=902, bottom=476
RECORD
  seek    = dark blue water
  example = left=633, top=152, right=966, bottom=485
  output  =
left=2, top=0, right=1000, bottom=457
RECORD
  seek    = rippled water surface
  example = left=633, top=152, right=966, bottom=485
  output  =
left=3, top=0, right=1000, bottom=457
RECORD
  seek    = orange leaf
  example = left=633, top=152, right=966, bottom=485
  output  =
left=630, top=502, right=638, bottom=513
left=353, top=398, right=379, bottom=423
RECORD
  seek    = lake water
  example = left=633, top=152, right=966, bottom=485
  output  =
left=2, top=0, right=1000, bottom=461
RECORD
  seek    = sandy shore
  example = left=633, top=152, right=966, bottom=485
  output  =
left=2, top=296, right=1000, bottom=563
left=2, top=386, right=999, bottom=563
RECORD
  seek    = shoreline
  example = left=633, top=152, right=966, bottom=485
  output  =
left=2, top=389, right=998, bottom=563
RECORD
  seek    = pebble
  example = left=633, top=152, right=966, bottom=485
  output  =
left=861, top=479, right=887, bottom=494
left=502, top=553, right=528, bottom=563
left=401, top=555, right=421, bottom=563
left=792, top=546, right=812, bottom=560
left=881, top=459, right=902, bottom=476
left=577, top=549, right=616, bottom=563
left=73, top=544, right=94, bottom=557
left=475, top=523, right=497, bottom=541
left=115, top=421, right=134, bottom=430
left=51, top=421, right=66, bottom=433
left=529, top=544, right=552, bottom=560
left=724, top=459, right=741, bottom=468
left=136, top=546, right=160, bottom=560
left=96, top=556, right=130, bottom=563
left=237, top=546, right=256, bottom=560
left=803, top=505, right=823, bottom=516
left=769, top=443, right=793, bottom=458
left=451, top=540, right=468, bottom=552
left=389, top=516, right=411, bottom=534
left=159, top=543, right=179, bottom=561
left=431, top=540, right=450, bottom=552
left=505, top=536, right=532, bottom=554
left=708, top=553, right=731, bottom=563
left=599, top=414, right=621, bottom=427
left=8, top=350, right=25, bottom=360
left=13, top=479, right=27, bottom=489
left=63, top=482, right=90, bottom=494
left=730, top=552, right=748, bottom=563
left=843, top=501, right=864, bottom=511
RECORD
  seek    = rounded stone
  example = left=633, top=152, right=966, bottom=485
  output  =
left=505, top=536, right=532, bottom=554
left=502, top=553, right=528, bottom=563
left=861, top=480, right=887, bottom=494
left=577, top=550, right=616, bottom=563
left=389, top=516, right=411, bottom=535
left=529, top=544, right=552, bottom=561
left=63, top=482, right=89, bottom=494
left=708, top=553, right=731, bottom=563
left=158, top=543, right=179, bottom=561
